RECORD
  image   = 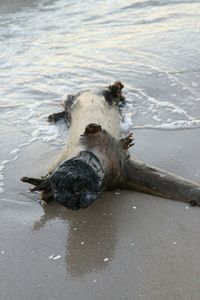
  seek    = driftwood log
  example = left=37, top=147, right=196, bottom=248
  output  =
left=21, top=82, right=200, bottom=210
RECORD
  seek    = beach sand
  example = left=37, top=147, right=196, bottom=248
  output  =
left=1, top=128, right=200, bottom=300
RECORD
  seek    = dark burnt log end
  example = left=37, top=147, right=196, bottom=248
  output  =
left=122, top=160, right=200, bottom=207
left=49, top=151, right=105, bottom=210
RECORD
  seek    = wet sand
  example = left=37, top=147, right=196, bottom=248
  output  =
left=1, top=128, right=200, bottom=300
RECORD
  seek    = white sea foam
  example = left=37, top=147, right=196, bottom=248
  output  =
left=132, top=119, right=200, bottom=130
left=152, top=115, right=162, bottom=122
left=122, top=85, right=200, bottom=131
left=1, top=160, right=9, bottom=165
left=10, top=148, right=20, bottom=155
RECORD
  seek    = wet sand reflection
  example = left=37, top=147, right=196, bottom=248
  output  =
left=32, top=193, right=118, bottom=277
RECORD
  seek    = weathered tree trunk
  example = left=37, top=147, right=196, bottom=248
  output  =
left=122, top=160, right=200, bottom=206
left=21, top=82, right=200, bottom=209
